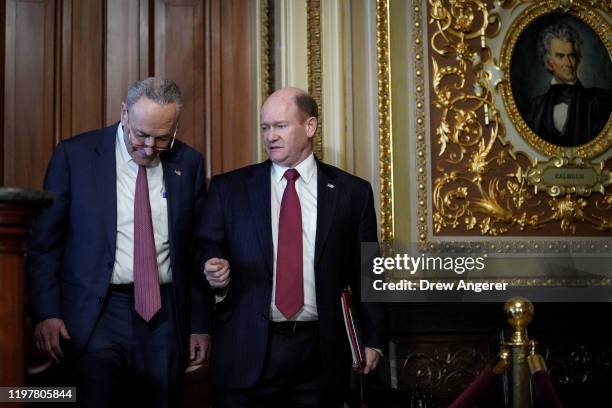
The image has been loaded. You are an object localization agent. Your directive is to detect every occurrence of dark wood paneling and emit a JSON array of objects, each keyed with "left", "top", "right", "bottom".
[
  {"left": 219, "top": 0, "right": 255, "bottom": 173},
  {"left": 3, "top": 0, "right": 257, "bottom": 188},
  {"left": 59, "top": 0, "right": 72, "bottom": 141},
  {"left": 154, "top": 0, "right": 206, "bottom": 155},
  {"left": 0, "top": 250, "right": 27, "bottom": 388},
  {"left": 0, "top": 0, "right": 5, "bottom": 184},
  {"left": 105, "top": 0, "right": 144, "bottom": 125},
  {"left": 69, "top": 0, "right": 104, "bottom": 135},
  {"left": 204, "top": 0, "right": 257, "bottom": 176},
  {"left": 0, "top": 194, "right": 53, "bottom": 389},
  {"left": 152, "top": 0, "right": 256, "bottom": 176},
  {"left": 205, "top": 0, "right": 222, "bottom": 177},
  {"left": 4, "top": 0, "right": 56, "bottom": 188}
]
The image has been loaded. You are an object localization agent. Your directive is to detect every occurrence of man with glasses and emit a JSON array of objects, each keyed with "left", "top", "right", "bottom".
[{"left": 27, "top": 77, "right": 212, "bottom": 407}]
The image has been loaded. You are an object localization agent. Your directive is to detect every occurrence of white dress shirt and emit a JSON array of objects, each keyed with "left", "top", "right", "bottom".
[
  {"left": 551, "top": 77, "right": 576, "bottom": 134},
  {"left": 270, "top": 153, "right": 318, "bottom": 321},
  {"left": 111, "top": 124, "right": 172, "bottom": 284}
]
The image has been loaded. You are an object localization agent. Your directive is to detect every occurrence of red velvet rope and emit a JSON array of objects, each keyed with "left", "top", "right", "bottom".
[
  {"left": 532, "top": 370, "right": 563, "bottom": 408},
  {"left": 448, "top": 365, "right": 500, "bottom": 408}
]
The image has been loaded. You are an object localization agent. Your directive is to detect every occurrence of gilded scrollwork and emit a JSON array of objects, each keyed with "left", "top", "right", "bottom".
[
  {"left": 428, "top": 0, "right": 612, "bottom": 235},
  {"left": 378, "top": 0, "right": 394, "bottom": 243},
  {"left": 307, "top": 0, "right": 323, "bottom": 159},
  {"left": 260, "top": 0, "right": 274, "bottom": 101},
  {"left": 414, "top": 1, "right": 429, "bottom": 244},
  {"left": 526, "top": 156, "right": 612, "bottom": 197}
]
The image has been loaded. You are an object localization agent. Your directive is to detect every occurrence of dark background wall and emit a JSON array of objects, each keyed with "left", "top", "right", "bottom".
[{"left": 1, "top": 0, "right": 258, "bottom": 190}]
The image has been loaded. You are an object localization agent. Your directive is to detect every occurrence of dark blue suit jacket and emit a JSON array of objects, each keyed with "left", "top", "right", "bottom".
[
  {"left": 26, "top": 123, "right": 212, "bottom": 364},
  {"left": 195, "top": 158, "right": 386, "bottom": 390}
]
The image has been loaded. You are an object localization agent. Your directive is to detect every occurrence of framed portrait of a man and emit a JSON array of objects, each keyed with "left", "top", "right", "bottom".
[
  {"left": 511, "top": 14, "right": 611, "bottom": 148},
  {"left": 500, "top": 7, "right": 612, "bottom": 158}
]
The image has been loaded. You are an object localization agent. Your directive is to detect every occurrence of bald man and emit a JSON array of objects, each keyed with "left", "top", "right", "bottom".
[{"left": 195, "top": 87, "right": 387, "bottom": 407}]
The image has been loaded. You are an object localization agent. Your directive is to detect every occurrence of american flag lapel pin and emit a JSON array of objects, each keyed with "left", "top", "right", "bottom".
[{"left": 174, "top": 169, "right": 182, "bottom": 176}]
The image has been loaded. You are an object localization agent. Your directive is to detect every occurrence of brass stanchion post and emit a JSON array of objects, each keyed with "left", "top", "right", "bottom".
[{"left": 503, "top": 297, "right": 534, "bottom": 408}]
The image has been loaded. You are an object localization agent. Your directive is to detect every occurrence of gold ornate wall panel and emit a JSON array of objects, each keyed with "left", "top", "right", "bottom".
[
  {"left": 378, "top": 0, "right": 394, "bottom": 243},
  {"left": 260, "top": 0, "right": 274, "bottom": 101},
  {"left": 379, "top": 0, "right": 612, "bottom": 244},
  {"left": 307, "top": 0, "right": 324, "bottom": 159}
]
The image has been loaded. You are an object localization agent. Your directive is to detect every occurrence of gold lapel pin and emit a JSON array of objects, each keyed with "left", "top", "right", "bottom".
[{"left": 174, "top": 169, "right": 182, "bottom": 176}]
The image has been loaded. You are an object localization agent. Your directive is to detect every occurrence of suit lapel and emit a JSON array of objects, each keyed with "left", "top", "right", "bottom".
[
  {"left": 92, "top": 124, "right": 119, "bottom": 258},
  {"left": 160, "top": 145, "right": 184, "bottom": 269},
  {"left": 314, "top": 160, "right": 339, "bottom": 267},
  {"left": 245, "top": 158, "right": 338, "bottom": 272},
  {"left": 247, "top": 161, "right": 273, "bottom": 273}
]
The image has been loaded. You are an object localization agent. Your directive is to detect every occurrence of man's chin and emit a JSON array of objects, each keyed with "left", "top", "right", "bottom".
[
  {"left": 133, "top": 156, "right": 157, "bottom": 167},
  {"left": 128, "top": 149, "right": 159, "bottom": 166},
  {"left": 268, "top": 152, "right": 286, "bottom": 165},
  {"left": 560, "top": 74, "right": 577, "bottom": 84}
]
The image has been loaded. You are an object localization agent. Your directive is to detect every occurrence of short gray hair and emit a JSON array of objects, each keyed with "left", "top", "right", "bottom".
[
  {"left": 125, "top": 77, "right": 183, "bottom": 111},
  {"left": 537, "top": 23, "right": 582, "bottom": 67}
]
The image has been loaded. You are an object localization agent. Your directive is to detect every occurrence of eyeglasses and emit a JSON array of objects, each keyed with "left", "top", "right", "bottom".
[{"left": 124, "top": 116, "right": 177, "bottom": 152}]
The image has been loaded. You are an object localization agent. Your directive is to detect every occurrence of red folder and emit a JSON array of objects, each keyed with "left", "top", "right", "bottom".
[{"left": 341, "top": 288, "right": 365, "bottom": 370}]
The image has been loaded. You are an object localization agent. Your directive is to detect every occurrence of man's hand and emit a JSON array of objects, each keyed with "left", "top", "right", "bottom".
[
  {"left": 204, "top": 258, "right": 230, "bottom": 288},
  {"left": 189, "top": 334, "right": 211, "bottom": 366},
  {"left": 34, "top": 318, "right": 71, "bottom": 363},
  {"left": 359, "top": 347, "right": 381, "bottom": 375}
]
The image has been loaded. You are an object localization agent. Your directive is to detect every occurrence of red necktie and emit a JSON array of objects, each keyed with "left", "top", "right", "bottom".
[
  {"left": 133, "top": 165, "right": 161, "bottom": 321},
  {"left": 275, "top": 169, "right": 304, "bottom": 319}
]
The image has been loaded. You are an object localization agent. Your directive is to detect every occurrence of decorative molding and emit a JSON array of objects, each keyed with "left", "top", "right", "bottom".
[
  {"left": 307, "top": 0, "right": 323, "bottom": 159},
  {"left": 373, "top": 0, "right": 612, "bottom": 240},
  {"left": 377, "top": 0, "right": 612, "bottom": 288},
  {"left": 545, "top": 343, "right": 612, "bottom": 386},
  {"left": 276, "top": 0, "right": 308, "bottom": 90},
  {"left": 413, "top": 1, "right": 428, "bottom": 244},
  {"left": 257, "top": 0, "right": 274, "bottom": 161},
  {"left": 427, "top": 0, "right": 611, "bottom": 236},
  {"left": 260, "top": 0, "right": 274, "bottom": 101},
  {"left": 390, "top": 337, "right": 492, "bottom": 398},
  {"left": 320, "top": 0, "right": 349, "bottom": 169},
  {"left": 377, "top": 0, "right": 393, "bottom": 243}
]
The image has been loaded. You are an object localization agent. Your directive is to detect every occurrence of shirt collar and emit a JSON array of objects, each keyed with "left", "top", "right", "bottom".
[
  {"left": 551, "top": 77, "right": 577, "bottom": 86},
  {"left": 271, "top": 153, "right": 316, "bottom": 184},
  {"left": 116, "top": 123, "right": 133, "bottom": 166}
]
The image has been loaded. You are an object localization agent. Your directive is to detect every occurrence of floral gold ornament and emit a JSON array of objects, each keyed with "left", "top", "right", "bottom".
[
  {"left": 526, "top": 155, "right": 612, "bottom": 197},
  {"left": 423, "top": 0, "right": 611, "bottom": 236},
  {"left": 377, "top": 0, "right": 394, "bottom": 243},
  {"left": 307, "top": 0, "right": 324, "bottom": 159}
]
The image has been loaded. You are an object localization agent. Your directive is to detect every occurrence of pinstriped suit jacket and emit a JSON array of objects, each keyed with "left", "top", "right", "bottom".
[{"left": 196, "top": 158, "right": 386, "bottom": 391}]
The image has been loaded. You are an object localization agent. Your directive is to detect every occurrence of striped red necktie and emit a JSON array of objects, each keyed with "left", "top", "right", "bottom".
[
  {"left": 275, "top": 168, "right": 304, "bottom": 319},
  {"left": 133, "top": 165, "right": 161, "bottom": 321}
]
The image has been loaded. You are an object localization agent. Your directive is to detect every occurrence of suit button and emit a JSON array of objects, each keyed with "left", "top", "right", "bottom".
[{"left": 97, "top": 296, "right": 104, "bottom": 304}]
